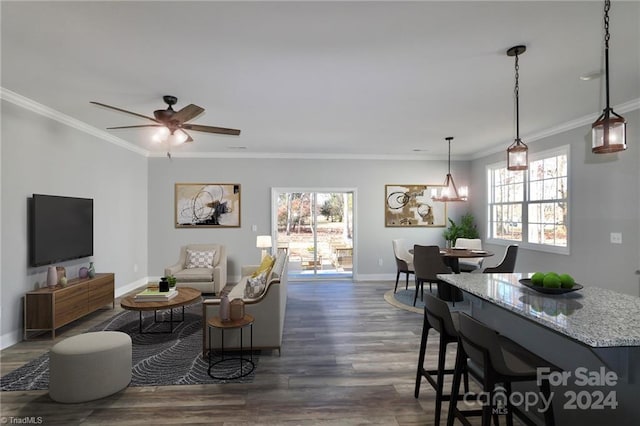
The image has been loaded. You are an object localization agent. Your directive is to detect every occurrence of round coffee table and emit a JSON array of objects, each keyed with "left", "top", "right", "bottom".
[
  {"left": 207, "top": 314, "right": 255, "bottom": 380},
  {"left": 120, "top": 287, "right": 201, "bottom": 333}
]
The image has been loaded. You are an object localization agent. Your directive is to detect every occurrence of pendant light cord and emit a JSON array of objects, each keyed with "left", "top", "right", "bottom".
[
  {"left": 604, "top": 0, "right": 611, "bottom": 110},
  {"left": 446, "top": 137, "right": 453, "bottom": 175},
  {"left": 514, "top": 53, "right": 520, "bottom": 140}
]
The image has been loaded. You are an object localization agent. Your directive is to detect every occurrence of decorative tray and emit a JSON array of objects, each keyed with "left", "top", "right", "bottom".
[
  {"left": 519, "top": 278, "right": 583, "bottom": 295},
  {"left": 451, "top": 247, "right": 468, "bottom": 250}
]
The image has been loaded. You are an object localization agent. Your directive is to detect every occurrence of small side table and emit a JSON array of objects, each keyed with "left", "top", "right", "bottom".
[{"left": 207, "top": 314, "right": 255, "bottom": 380}]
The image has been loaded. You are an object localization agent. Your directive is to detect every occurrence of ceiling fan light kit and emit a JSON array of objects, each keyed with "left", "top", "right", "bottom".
[
  {"left": 592, "top": 0, "right": 626, "bottom": 154},
  {"left": 506, "top": 45, "right": 529, "bottom": 171},
  {"left": 431, "top": 137, "right": 468, "bottom": 203},
  {"left": 90, "top": 95, "right": 240, "bottom": 156}
]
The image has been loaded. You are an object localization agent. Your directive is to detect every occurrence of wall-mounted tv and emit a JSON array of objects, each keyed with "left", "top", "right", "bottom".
[{"left": 29, "top": 194, "right": 94, "bottom": 267}]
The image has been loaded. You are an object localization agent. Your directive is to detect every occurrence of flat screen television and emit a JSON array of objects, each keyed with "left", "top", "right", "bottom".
[{"left": 29, "top": 194, "right": 94, "bottom": 267}]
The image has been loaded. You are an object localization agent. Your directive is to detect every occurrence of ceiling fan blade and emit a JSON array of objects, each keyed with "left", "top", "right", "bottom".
[
  {"left": 180, "top": 129, "right": 194, "bottom": 143},
  {"left": 182, "top": 123, "right": 241, "bottom": 136},
  {"left": 172, "top": 104, "right": 204, "bottom": 123},
  {"left": 90, "top": 101, "right": 160, "bottom": 123},
  {"left": 106, "top": 124, "right": 163, "bottom": 130}
]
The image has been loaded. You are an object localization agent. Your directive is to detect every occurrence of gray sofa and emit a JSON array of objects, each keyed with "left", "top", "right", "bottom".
[
  {"left": 202, "top": 254, "right": 288, "bottom": 355},
  {"left": 164, "top": 244, "right": 227, "bottom": 294}
]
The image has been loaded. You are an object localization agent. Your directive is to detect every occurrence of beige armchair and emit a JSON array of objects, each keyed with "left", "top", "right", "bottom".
[{"left": 164, "top": 244, "right": 227, "bottom": 294}]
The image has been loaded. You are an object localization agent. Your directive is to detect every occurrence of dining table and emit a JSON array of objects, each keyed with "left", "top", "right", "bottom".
[
  {"left": 437, "top": 247, "right": 494, "bottom": 301},
  {"left": 437, "top": 272, "right": 640, "bottom": 425}
]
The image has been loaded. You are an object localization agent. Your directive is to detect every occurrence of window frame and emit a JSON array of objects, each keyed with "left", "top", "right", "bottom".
[{"left": 486, "top": 145, "right": 570, "bottom": 255}]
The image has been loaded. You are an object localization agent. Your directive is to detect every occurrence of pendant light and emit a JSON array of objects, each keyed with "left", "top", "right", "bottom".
[
  {"left": 506, "top": 45, "right": 528, "bottom": 171},
  {"left": 431, "top": 137, "right": 468, "bottom": 202},
  {"left": 592, "top": 0, "right": 626, "bottom": 153}
]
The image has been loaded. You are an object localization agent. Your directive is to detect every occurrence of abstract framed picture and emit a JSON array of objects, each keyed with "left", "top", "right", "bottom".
[
  {"left": 175, "top": 183, "right": 241, "bottom": 228},
  {"left": 384, "top": 184, "right": 447, "bottom": 227}
]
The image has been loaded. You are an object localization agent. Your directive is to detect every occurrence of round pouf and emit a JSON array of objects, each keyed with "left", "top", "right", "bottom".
[{"left": 49, "top": 331, "right": 132, "bottom": 403}]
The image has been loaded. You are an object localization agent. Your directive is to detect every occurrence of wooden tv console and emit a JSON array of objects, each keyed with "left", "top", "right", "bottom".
[{"left": 24, "top": 273, "right": 115, "bottom": 339}]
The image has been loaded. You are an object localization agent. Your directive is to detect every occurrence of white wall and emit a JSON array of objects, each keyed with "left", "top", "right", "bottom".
[
  {"left": 147, "top": 157, "right": 472, "bottom": 282},
  {"left": 469, "top": 109, "right": 640, "bottom": 296},
  {"left": 0, "top": 100, "right": 149, "bottom": 348}
]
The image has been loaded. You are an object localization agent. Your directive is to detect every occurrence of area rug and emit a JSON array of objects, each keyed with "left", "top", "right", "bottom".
[
  {"left": 0, "top": 302, "right": 258, "bottom": 391},
  {"left": 384, "top": 287, "right": 471, "bottom": 314}
]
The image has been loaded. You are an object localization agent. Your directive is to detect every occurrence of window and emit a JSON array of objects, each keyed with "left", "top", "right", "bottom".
[{"left": 487, "top": 146, "right": 569, "bottom": 254}]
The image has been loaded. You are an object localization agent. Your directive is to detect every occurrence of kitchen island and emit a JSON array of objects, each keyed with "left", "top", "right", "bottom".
[{"left": 438, "top": 272, "right": 640, "bottom": 425}]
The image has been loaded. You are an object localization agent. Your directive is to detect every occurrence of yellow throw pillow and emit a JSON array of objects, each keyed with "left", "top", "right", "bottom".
[{"left": 252, "top": 255, "right": 274, "bottom": 278}]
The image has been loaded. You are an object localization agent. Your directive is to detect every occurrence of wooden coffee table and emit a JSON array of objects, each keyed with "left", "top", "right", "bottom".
[{"left": 121, "top": 287, "right": 201, "bottom": 333}]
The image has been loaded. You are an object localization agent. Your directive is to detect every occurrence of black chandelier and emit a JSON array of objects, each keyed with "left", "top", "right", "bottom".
[{"left": 431, "top": 137, "right": 468, "bottom": 202}]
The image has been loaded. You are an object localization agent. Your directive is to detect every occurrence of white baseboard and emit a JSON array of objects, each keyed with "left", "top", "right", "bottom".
[{"left": 352, "top": 273, "right": 395, "bottom": 282}]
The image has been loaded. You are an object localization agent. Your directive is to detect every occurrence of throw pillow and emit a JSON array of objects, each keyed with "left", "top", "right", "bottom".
[
  {"left": 185, "top": 249, "right": 215, "bottom": 269},
  {"left": 244, "top": 272, "right": 267, "bottom": 299},
  {"left": 251, "top": 254, "right": 274, "bottom": 278}
]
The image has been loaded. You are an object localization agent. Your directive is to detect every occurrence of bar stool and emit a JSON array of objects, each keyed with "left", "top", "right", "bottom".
[
  {"left": 447, "top": 313, "right": 558, "bottom": 426},
  {"left": 415, "top": 293, "right": 469, "bottom": 426}
]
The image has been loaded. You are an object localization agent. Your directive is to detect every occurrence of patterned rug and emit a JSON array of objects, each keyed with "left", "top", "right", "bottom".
[
  {"left": 0, "top": 302, "right": 258, "bottom": 391},
  {"left": 384, "top": 287, "right": 471, "bottom": 314}
]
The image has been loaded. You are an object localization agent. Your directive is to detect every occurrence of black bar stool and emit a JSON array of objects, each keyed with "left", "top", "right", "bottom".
[
  {"left": 415, "top": 293, "right": 469, "bottom": 425},
  {"left": 447, "top": 313, "right": 558, "bottom": 426}
]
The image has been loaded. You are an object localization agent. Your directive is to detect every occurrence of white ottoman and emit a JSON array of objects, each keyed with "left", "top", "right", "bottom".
[{"left": 49, "top": 331, "right": 132, "bottom": 403}]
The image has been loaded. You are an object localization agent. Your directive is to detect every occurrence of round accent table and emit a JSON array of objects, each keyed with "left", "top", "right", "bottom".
[{"left": 207, "top": 314, "right": 255, "bottom": 380}]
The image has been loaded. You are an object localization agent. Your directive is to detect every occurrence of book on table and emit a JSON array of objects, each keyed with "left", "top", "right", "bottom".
[{"left": 134, "top": 288, "right": 178, "bottom": 301}]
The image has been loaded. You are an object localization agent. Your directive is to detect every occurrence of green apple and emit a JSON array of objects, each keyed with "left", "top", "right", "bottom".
[
  {"left": 559, "top": 273, "right": 575, "bottom": 289},
  {"left": 543, "top": 274, "right": 561, "bottom": 289}
]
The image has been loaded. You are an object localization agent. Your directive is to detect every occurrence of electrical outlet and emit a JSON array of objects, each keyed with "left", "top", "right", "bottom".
[
  {"left": 610, "top": 232, "right": 622, "bottom": 244},
  {"left": 133, "top": 263, "right": 138, "bottom": 273},
  {"left": 252, "top": 224, "right": 257, "bottom": 232},
  {"left": 378, "top": 258, "right": 383, "bottom": 266}
]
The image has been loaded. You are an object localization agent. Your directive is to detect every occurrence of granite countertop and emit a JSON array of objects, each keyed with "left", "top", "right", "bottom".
[{"left": 437, "top": 273, "right": 640, "bottom": 348}]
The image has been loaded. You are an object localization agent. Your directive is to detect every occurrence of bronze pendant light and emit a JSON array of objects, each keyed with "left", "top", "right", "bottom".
[
  {"left": 506, "top": 45, "right": 528, "bottom": 171},
  {"left": 592, "top": 0, "right": 626, "bottom": 153},
  {"left": 431, "top": 137, "right": 468, "bottom": 202}
]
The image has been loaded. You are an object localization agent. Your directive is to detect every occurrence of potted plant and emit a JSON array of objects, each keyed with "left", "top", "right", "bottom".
[
  {"left": 166, "top": 275, "right": 177, "bottom": 288},
  {"left": 443, "top": 213, "right": 479, "bottom": 247}
]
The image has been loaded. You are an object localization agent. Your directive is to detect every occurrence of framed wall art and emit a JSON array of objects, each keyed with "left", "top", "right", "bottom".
[
  {"left": 175, "top": 183, "right": 241, "bottom": 228},
  {"left": 384, "top": 184, "right": 447, "bottom": 227}
]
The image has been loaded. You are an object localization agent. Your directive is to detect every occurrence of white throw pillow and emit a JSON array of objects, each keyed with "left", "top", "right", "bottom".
[
  {"left": 185, "top": 249, "right": 215, "bottom": 269},
  {"left": 244, "top": 272, "right": 267, "bottom": 299}
]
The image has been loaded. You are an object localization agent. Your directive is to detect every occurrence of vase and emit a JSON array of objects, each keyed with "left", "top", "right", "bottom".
[
  {"left": 219, "top": 295, "right": 230, "bottom": 322},
  {"left": 159, "top": 277, "right": 169, "bottom": 292},
  {"left": 79, "top": 267, "right": 89, "bottom": 279},
  {"left": 47, "top": 266, "right": 58, "bottom": 288},
  {"left": 88, "top": 262, "right": 96, "bottom": 278}
]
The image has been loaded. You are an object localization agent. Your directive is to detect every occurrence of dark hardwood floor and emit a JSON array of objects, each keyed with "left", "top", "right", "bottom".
[{"left": 1, "top": 281, "right": 486, "bottom": 425}]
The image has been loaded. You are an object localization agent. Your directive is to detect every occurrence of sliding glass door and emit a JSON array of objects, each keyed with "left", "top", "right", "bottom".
[{"left": 272, "top": 189, "right": 354, "bottom": 280}]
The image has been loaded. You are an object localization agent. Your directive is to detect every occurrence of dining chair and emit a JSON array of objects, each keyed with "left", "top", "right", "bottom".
[
  {"left": 482, "top": 244, "right": 518, "bottom": 273},
  {"left": 447, "top": 313, "right": 557, "bottom": 426},
  {"left": 455, "top": 238, "right": 484, "bottom": 272},
  {"left": 392, "top": 239, "right": 414, "bottom": 293},
  {"left": 412, "top": 245, "right": 452, "bottom": 306}
]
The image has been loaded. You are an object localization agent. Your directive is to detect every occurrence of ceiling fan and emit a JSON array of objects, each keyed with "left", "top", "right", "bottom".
[{"left": 90, "top": 95, "right": 240, "bottom": 156}]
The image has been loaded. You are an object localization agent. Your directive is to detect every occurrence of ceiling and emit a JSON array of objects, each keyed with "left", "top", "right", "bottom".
[{"left": 2, "top": 1, "right": 639, "bottom": 159}]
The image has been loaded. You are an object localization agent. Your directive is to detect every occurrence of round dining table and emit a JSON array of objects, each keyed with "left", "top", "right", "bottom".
[{"left": 439, "top": 248, "right": 494, "bottom": 301}]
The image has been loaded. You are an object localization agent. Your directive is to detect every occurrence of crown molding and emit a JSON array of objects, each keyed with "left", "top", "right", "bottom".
[
  {"left": 473, "top": 98, "right": 640, "bottom": 160},
  {"left": 0, "top": 87, "right": 149, "bottom": 157},
  {"left": 148, "top": 150, "right": 454, "bottom": 161},
  {"left": 4, "top": 88, "right": 636, "bottom": 162}
]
